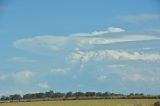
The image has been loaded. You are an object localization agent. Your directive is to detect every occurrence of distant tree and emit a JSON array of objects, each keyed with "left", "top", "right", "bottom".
[
  {"left": 65, "top": 92, "right": 72, "bottom": 98},
  {"left": 85, "top": 92, "right": 96, "bottom": 97},
  {"left": 1, "top": 96, "right": 6, "bottom": 100},
  {"left": 35, "top": 93, "right": 45, "bottom": 98},
  {"left": 73, "top": 92, "right": 85, "bottom": 98},
  {"left": 52, "top": 92, "right": 65, "bottom": 98},
  {"left": 103, "top": 92, "right": 111, "bottom": 96},
  {"left": 45, "top": 90, "right": 54, "bottom": 98},
  {"left": 9, "top": 94, "right": 21, "bottom": 100},
  {"left": 96, "top": 92, "right": 103, "bottom": 97},
  {"left": 1, "top": 96, "right": 10, "bottom": 101},
  {"left": 129, "top": 93, "right": 134, "bottom": 96},
  {"left": 23, "top": 94, "right": 32, "bottom": 99},
  {"left": 139, "top": 93, "right": 144, "bottom": 96}
]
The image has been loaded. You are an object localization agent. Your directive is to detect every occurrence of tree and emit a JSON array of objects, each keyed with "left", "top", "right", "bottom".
[
  {"left": 1, "top": 96, "right": 10, "bottom": 101},
  {"left": 10, "top": 94, "right": 21, "bottom": 100},
  {"left": 85, "top": 92, "right": 96, "bottom": 97},
  {"left": 35, "top": 93, "right": 45, "bottom": 98},
  {"left": 52, "top": 92, "right": 65, "bottom": 98},
  {"left": 129, "top": 93, "right": 134, "bottom": 96},
  {"left": 96, "top": 92, "right": 103, "bottom": 97},
  {"left": 45, "top": 90, "right": 54, "bottom": 98},
  {"left": 65, "top": 92, "right": 72, "bottom": 98},
  {"left": 23, "top": 94, "right": 32, "bottom": 99},
  {"left": 73, "top": 92, "right": 84, "bottom": 98},
  {"left": 103, "top": 92, "right": 111, "bottom": 97}
]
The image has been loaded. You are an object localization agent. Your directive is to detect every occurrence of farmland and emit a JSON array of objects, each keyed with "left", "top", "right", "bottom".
[{"left": 0, "top": 99, "right": 159, "bottom": 106}]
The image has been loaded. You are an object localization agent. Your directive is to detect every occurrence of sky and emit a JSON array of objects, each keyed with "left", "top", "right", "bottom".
[{"left": 0, "top": 0, "right": 160, "bottom": 96}]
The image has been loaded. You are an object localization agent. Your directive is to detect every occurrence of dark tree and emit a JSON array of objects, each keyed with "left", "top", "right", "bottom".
[
  {"left": 9, "top": 94, "right": 21, "bottom": 100},
  {"left": 35, "top": 93, "right": 45, "bottom": 98},
  {"left": 23, "top": 94, "right": 33, "bottom": 99},
  {"left": 45, "top": 90, "right": 54, "bottom": 98},
  {"left": 52, "top": 92, "right": 65, "bottom": 98},
  {"left": 96, "top": 92, "right": 103, "bottom": 97},
  {"left": 73, "top": 92, "right": 84, "bottom": 98},
  {"left": 1, "top": 96, "right": 10, "bottom": 100},
  {"left": 85, "top": 92, "right": 96, "bottom": 97},
  {"left": 103, "top": 92, "right": 111, "bottom": 97},
  {"left": 65, "top": 92, "right": 72, "bottom": 98}
]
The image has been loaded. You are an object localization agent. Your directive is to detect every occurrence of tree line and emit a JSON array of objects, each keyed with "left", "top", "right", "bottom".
[{"left": 0, "top": 90, "right": 159, "bottom": 101}]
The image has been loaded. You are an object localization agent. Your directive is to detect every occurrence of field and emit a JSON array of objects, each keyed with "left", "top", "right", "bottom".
[{"left": 0, "top": 99, "right": 159, "bottom": 106}]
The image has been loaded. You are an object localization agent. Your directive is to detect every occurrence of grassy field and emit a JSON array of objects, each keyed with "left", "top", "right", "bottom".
[{"left": 0, "top": 99, "right": 159, "bottom": 106}]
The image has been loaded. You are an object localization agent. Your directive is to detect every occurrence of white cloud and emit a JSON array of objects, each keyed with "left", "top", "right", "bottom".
[
  {"left": 107, "top": 27, "right": 125, "bottom": 33},
  {"left": 13, "top": 26, "right": 160, "bottom": 54},
  {"left": 14, "top": 35, "right": 68, "bottom": 52},
  {"left": 13, "top": 27, "right": 126, "bottom": 53},
  {"left": 71, "top": 27, "right": 125, "bottom": 37},
  {"left": 50, "top": 68, "right": 69, "bottom": 75},
  {"left": 13, "top": 70, "right": 33, "bottom": 81},
  {"left": 91, "top": 27, "right": 125, "bottom": 36},
  {"left": 69, "top": 49, "right": 160, "bottom": 64},
  {"left": 108, "top": 64, "right": 125, "bottom": 68},
  {"left": 9, "top": 57, "right": 35, "bottom": 62},
  {"left": 37, "top": 82, "right": 49, "bottom": 89},
  {"left": 0, "top": 74, "right": 7, "bottom": 80},
  {"left": 122, "top": 74, "right": 145, "bottom": 82},
  {"left": 122, "top": 73, "right": 158, "bottom": 82},
  {"left": 118, "top": 14, "right": 160, "bottom": 23},
  {"left": 143, "top": 47, "right": 151, "bottom": 50},
  {"left": 106, "top": 50, "right": 160, "bottom": 61},
  {"left": 69, "top": 49, "right": 95, "bottom": 63},
  {"left": 78, "top": 35, "right": 160, "bottom": 46},
  {"left": 97, "top": 75, "right": 107, "bottom": 81}
]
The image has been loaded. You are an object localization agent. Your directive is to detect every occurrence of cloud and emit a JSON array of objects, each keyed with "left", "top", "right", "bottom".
[
  {"left": 122, "top": 74, "right": 145, "bottom": 82},
  {"left": 106, "top": 50, "right": 160, "bottom": 61},
  {"left": 71, "top": 27, "right": 125, "bottom": 37},
  {"left": 13, "top": 70, "right": 33, "bottom": 81},
  {"left": 108, "top": 64, "right": 125, "bottom": 68},
  {"left": 37, "top": 82, "right": 49, "bottom": 89},
  {"left": 97, "top": 75, "right": 107, "bottom": 81},
  {"left": 118, "top": 14, "right": 160, "bottom": 23},
  {"left": 0, "top": 74, "right": 7, "bottom": 80},
  {"left": 122, "top": 73, "right": 158, "bottom": 82},
  {"left": 50, "top": 68, "right": 69, "bottom": 75},
  {"left": 11, "top": 35, "right": 160, "bottom": 53},
  {"left": 13, "top": 27, "right": 125, "bottom": 53},
  {"left": 91, "top": 27, "right": 125, "bottom": 36},
  {"left": 14, "top": 35, "right": 68, "bottom": 52},
  {"left": 8, "top": 57, "right": 35, "bottom": 62},
  {"left": 69, "top": 49, "right": 160, "bottom": 64},
  {"left": 78, "top": 35, "right": 160, "bottom": 46}
]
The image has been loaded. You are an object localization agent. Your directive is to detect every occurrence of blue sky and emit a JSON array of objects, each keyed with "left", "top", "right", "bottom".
[{"left": 0, "top": 0, "right": 160, "bottom": 96}]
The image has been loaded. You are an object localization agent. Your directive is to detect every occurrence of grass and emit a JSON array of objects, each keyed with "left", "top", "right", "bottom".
[{"left": 0, "top": 99, "right": 159, "bottom": 106}]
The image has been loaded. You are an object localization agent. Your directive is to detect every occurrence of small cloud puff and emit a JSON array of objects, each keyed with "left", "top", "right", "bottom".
[
  {"left": 97, "top": 75, "right": 107, "bottom": 81},
  {"left": 13, "top": 70, "right": 33, "bottom": 81},
  {"left": 37, "top": 82, "right": 49, "bottom": 89}
]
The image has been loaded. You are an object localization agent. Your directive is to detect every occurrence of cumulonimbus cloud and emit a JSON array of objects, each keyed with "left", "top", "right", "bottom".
[
  {"left": 13, "top": 27, "right": 160, "bottom": 53},
  {"left": 69, "top": 49, "right": 160, "bottom": 63}
]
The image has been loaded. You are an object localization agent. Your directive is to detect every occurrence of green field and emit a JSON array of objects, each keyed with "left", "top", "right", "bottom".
[{"left": 0, "top": 99, "right": 159, "bottom": 106}]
